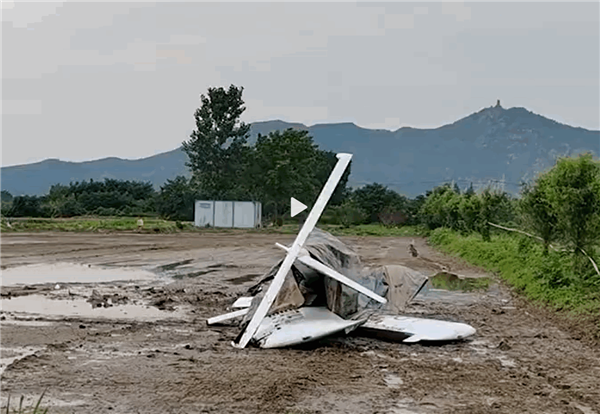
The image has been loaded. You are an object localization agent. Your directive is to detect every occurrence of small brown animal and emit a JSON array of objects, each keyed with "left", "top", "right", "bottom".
[{"left": 408, "top": 239, "right": 418, "bottom": 257}]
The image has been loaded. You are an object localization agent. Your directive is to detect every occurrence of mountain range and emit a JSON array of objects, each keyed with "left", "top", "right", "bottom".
[{"left": 2, "top": 102, "right": 598, "bottom": 198}]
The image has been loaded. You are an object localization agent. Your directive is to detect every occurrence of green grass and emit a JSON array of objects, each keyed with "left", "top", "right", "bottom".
[
  {"left": 428, "top": 227, "right": 600, "bottom": 339},
  {"left": 1, "top": 216, "right": 191, "bottom": 233},
  {"left": 429, "top": 272, "right": 492, "bottom": 292},
  {"left": 5, "top": 391, "right": 49, "bottom": 414},
  {"left": 1, "top": 216, "right": 427, "bottom": 238},
  {"left": 322, "top": 224, "right": 429, "bottom": 237}
]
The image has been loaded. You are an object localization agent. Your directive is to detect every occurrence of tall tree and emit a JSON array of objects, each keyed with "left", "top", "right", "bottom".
[
  {"left": 519, "top": 178, "right": 558, "bottom": 255},
  {"left": 544, "top": 153, "right": 600, "bottom": 271},
  {"left": 250, "top": 129, "right": 323, "bottom": 221},
  {"left": 182, "top": 85, "right": 251, "bottom": 199},
  {"left": 156, "top": 176, "right": 197, "bottom": 221},
  {"left": 353, "top": 183, "right": 407, "bottom": 223}
]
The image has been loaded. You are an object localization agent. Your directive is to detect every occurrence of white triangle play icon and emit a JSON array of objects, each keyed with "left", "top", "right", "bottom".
[{"left": 290, "top": 197, "right": 307, "bottom": 217}]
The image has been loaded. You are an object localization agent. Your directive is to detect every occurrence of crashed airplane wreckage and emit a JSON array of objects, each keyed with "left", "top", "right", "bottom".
[{"left": 207, "top": 153, "right": 476, "bottom": 349}]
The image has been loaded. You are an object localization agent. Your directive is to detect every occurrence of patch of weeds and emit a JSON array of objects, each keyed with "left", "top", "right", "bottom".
[
  {"left": 429, "top": 273, "right": 492, "bottom": 292},
  {"left": 5, "top": 390, "right": 49, "bottom": 414},
  {"left": 428, "top": 227, "right": 600, "bottom": 338},
  {"left": 322, "top": 224, "right": 430, "bottom": 237}
]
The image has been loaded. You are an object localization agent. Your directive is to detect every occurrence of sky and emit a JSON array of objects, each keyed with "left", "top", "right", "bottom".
[{"left": 2, "top": 1, "right": 599, "bottom": 167}]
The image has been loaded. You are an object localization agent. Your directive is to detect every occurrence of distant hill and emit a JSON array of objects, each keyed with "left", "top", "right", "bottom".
[{"left": 2, "top": 102, "right": 598, "bottom": 197}]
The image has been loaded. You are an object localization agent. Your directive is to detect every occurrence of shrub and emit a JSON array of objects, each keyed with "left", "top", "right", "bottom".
[{"left": 329, "top": 199, "right": 368, "bottom": 227}]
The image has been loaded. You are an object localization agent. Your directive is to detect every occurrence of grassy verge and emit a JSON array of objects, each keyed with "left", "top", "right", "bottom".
[
  {"left": 1, "top": 216, "right": 188, "bottom": 233},
  {"left": 428, "top": 227, "right": 600, "bottom": 341},
  {"left": 4, "top": 391, "right": 49, "bottom": 414},
  {"left": 322, "top": 224, "right": 429, "bottom": 237},
  {"left": 1, "top": 216, "right": 427, "bottom": 237}
]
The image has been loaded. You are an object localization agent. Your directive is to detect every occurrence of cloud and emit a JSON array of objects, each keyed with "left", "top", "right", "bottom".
[
  {"left": 2, "top": 1, "right": 64, "bottom": 28},
  {"left": 441, "top": 2, "right": 471, "bottom": 22},
  {"left": 2, "top": 100, "right": 42, "bottom": 115},
  {"left": 1, "top": 1, "right": 598, "bottom": 167}
]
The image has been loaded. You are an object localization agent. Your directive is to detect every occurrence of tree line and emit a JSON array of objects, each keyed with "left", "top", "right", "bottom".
[{"left": 2, "top": 85, "right": 598, "bottom": 279}]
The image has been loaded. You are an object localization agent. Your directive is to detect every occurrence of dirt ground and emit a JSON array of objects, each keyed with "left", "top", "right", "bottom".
[{"left": 1, "top": 231, "right": 599, "bottom": 414}]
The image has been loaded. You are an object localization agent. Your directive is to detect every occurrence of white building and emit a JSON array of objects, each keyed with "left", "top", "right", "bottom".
[{"left": 194, "top": 200, "right": 262, "bottom": 228}]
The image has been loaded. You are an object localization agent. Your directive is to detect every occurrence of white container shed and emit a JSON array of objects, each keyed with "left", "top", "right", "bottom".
[{"left": 194, "top": 200, "right": 261, "bottom": 228}]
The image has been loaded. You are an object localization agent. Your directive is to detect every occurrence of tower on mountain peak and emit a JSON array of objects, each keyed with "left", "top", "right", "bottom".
[{"left": 496, "top": 99, "right": 502, "bottom": 108}]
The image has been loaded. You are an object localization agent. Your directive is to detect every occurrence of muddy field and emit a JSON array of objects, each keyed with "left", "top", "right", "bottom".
[{"left": 1, "top": 231, "right": 599, "bottom": 414}]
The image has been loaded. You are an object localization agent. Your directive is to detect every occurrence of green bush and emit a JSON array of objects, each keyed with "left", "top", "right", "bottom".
[
  {"left": 352, "top": 183, "right": 407, "bottom": 224},
  {"left": 428, "top": 228, "right": 600, "bottom": 317},
  {"left": 7, "top": 195, "right": 50, "bottom": 218},
  {"left": 328, "top": 199, "right": 368, "bottom": 227},
  {"left": 156, "top": 176, "right": 196, "bottom": 221},
  {"left": 420, "top": 184, "right": 515, "bottom": 241}
]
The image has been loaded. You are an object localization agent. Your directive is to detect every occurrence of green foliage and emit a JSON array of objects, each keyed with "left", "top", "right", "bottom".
[
  {"left": 404, "top": 195, "right": 427, "bottom": 225},
  {"left": 1, "top": 217, "right": 183, "bottom": 233},
  {"left": 244, "top": 129, "right": 353, "bottom": 223},
  {"left": 1, "top": 190, "right": 13, "bottom": 203},
  {"left": 250, "top": 129, "right": 322, "bottom": 219},
  {"left": 326, "top": 224, "right": 429, "bottom": 237},
  {"left": 420, "top": 184, "right": 514, "bottom": 241},
  {"left": 517, "top": 152, "right": 600, "bottom": 275},
  {"left": 328, "top": 198, "right": 367, "bottom": 228},
  {"left": 429, "top": 228, "right": 600, "bottom": 322},
  {"left": 519, "top": 176, "right": 558, "bottom": 254},
  {"left": 543, "top": 153, "right": 600, "bottom": 269},
  {"left": 1, "top": 190, "right": 14, "bottom": 216},
  {"left": 7, "top": 195, "right": 50, "bottom": 218},
  {"left": 156, "top": 176, "right": 197, "bottom": 221},
  {"left": 4, "top": 389, "right": 49, "bottom": 414},
  {"left": 3, "top": 179, "right": 157, "bottom": 218},
  {"left": 457, "top": 192, "right": 482, "bottom": 233},
  {"left": 352, "top": 183, "right": 407, "bottom": 224},
  {"left": 452, "top": 182, "right": 461, "bottom": 195},
  {"left": 419, "top": 184, "right": 461, "bottom": 230},
  {"left": 182, "top": 84, "right": 251, "bottom": 199},
  {"left": 464, "top": 183, "right": 475, "bottom": 197}
]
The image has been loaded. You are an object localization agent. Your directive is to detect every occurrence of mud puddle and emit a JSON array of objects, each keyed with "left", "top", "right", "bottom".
[
  {"left": 429, "top": 272, "right": 491, "bottom": 291},
  {"left": 1, "top": 295, "right": 188, "bottom": 321},
  {"left": 411, "top": 273, "right": 501, "bottom": 307},
  {"left": 0, "top": 263, "right": 160, "bottom": 286},
  {"left": 2, "top": 233, "right": 600, "bottom": 414}
]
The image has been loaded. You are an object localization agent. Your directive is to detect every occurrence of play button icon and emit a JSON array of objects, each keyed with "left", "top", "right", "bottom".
[{"left": 290, "top": 197, "right": 307, "bottom": 217}]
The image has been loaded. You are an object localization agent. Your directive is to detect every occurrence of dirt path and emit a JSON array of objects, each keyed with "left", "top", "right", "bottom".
[{"left": 1, "top": 232, "right": 599, "bottom": 414}]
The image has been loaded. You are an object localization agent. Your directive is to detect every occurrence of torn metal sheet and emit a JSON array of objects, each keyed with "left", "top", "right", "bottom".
[
  {"left": 276, "top": 242, "right": 387, "bottom": 304},
  {"left": 358, "top": 314, "right": 476, "bottom": 343},
  {"left": 252, "top": 307, "right": 367, "bottom": 349}
]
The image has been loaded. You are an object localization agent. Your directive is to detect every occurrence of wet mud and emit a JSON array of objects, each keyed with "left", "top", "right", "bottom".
[{"left": 1, "top": 232, "right": 599, "bottom": 414}]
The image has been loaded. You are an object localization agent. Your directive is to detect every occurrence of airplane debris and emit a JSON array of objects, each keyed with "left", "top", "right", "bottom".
[
  {"left": 207, "top": 308, "right": 249, "bottom": 325},
  {"left": 207, "top": 152, "right": 476, "bottom": 349},
  {"left": 252, "top": 307, "right": 367, "bottom": 349},
  {"left": 358, "top": 314, "right": 477, "bottom": 343},
  {"left": 231, "top": 297, "right": 253, "bottom": 308}
]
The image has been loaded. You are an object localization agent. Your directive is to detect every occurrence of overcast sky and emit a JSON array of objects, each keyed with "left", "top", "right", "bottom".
[{"left": 2, "top": 1, "right": 599, "bottom": 167}]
